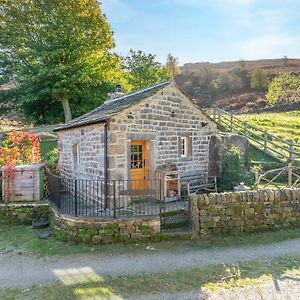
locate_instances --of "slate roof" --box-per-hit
[55,80,172,131]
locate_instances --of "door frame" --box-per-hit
[126,133,156,183]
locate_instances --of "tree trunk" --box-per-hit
[60,94,72,123]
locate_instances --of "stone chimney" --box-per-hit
[107,84,125,101]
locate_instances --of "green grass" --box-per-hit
[218,111,300,165]
[240,111,300,144]
[2,224,300,258]
[249,145,282,166]
[1,255,300,299]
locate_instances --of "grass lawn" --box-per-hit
[1,255,300,299]
[2,224,300,258]
[240,111,300,144]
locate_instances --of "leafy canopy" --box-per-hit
[123,50,172,90]
[0,0,130,124]
[266,73,300,105]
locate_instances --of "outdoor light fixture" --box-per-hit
[171,111,176,118]
[201,121,208,127]
[128,112,134,119]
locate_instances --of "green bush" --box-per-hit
[219,146,255,191]
[44,148,59,174]
[266,73,300,105]
[44,148,58,164]
[250,69,268,90]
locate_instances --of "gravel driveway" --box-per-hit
[1,238,300,289]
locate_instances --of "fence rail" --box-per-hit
[255,163,300,189]
[210,108,300,163]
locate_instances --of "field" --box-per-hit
[240,111,300,144]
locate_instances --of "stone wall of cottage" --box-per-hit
[190,189,300,236]
[108,82,217,183]
[57,124,105,180]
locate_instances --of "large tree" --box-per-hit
[0,0,130,124]
[123,50,172,90]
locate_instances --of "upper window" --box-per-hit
[72,144,79,168]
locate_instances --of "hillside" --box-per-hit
[175,58,300,111]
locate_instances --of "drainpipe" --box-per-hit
[104,121,109,209]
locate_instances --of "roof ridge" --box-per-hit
[103,80,172,105]
[55,80,173,131]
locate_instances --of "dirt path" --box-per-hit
[1,238,300,289]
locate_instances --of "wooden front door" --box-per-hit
[130,141,148,190]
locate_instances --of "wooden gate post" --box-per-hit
[288,163,293,188]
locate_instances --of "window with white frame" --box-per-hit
[180,137,188,157]
[72,144,79,168]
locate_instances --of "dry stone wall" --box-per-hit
[51,209,161,244]
[0,203,51,225]
[190,189,300,236]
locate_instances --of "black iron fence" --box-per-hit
[47,172,165,218]
[46,172,191,231]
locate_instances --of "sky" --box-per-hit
[101,0,300,65]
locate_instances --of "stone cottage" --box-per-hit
[55,81,217,203]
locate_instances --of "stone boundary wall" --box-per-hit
[190,189,300,236]
[0,203,51,225]
[51,208,161,244]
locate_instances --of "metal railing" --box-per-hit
[209,108,300,163]
[46,172,164,218]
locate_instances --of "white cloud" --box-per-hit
[239,35,300,59]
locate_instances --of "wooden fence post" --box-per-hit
[289,142,294,162]
[244,122,248,137]
[213,107,216,120]
[264,130,268,151]
[217,109,221,124]
[288,163,293,188]
[254,172,259,189]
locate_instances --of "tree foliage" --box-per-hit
[266,73,300,105]
[166,53,181,78]
[216,72,243,92]
[219,146,254,191]
[0,0,130,124]
[123,50,172,90]
[250,69,268,90]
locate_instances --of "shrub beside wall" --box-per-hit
[190,189,300,236]
[51,209,161,244]
[0,203,51,225]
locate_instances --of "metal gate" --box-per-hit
[159,196,190,232]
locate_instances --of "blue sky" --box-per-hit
[101,0,300,65]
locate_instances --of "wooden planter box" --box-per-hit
[156,170,181,202]
[1,164,45,202]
